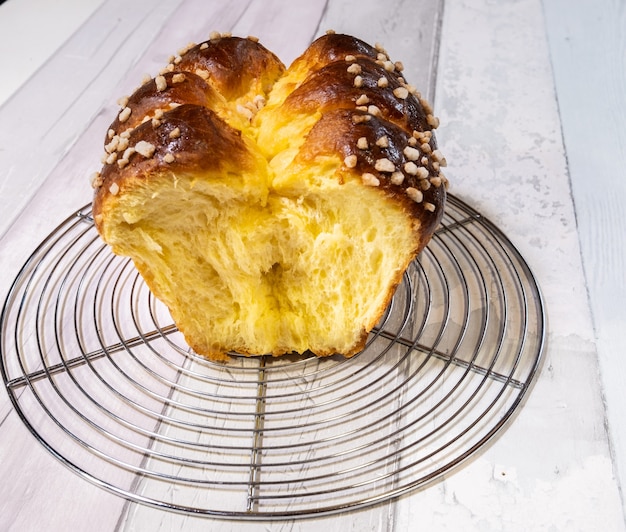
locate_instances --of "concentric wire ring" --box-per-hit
[0,194,544,519]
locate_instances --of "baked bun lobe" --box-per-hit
[92,32,448,361]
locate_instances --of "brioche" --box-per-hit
[91,32,447,361]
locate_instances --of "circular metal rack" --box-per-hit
[0,194,544,520]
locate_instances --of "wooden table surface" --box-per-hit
[0,0,624,530]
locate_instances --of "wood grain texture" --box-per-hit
[0,0,184,242]
[0,0,624,529]
[394,0,626,529]
[0,0,105,104]
[542,0,626,518]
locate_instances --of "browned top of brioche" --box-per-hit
[296,108,445,253]
[107,72,226,137]
[287,33,381,73]
[92,32,447,244]
[283,58,431,136]
[93,104,260,230]
[173,36,286,101]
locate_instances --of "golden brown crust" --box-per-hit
[95,33,446,222]
[296,108,445,253]
[287,33,381,75]
[283,58,429,133]
[93,104,258,232]
[257,33,446,249]
[172,36,286,101]
[108,72,226,137]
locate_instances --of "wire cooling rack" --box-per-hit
[0,194,544,519]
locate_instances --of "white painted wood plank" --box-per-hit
[0,410,126,531]
[229,0,328,65]
[0,0,105,105]
[0,2,188,531]
[0,0,184,243]
[542,0,626,516]
[392,0,625,529]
